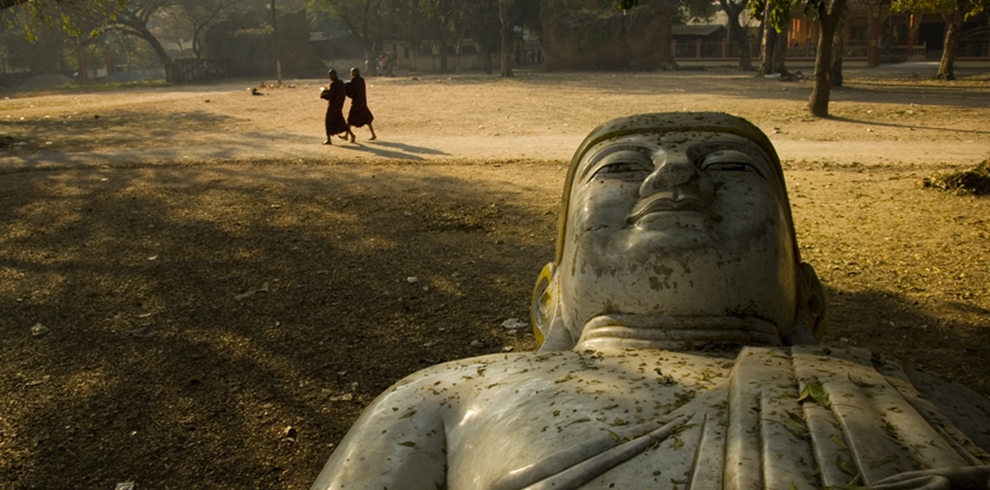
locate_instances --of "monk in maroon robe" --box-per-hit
[346,67,377,141]
[322,69,353,145]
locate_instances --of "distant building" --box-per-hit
[789,2,989,64]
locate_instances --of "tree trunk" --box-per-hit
[125,24,176,82]
[499,0,514,77]
[455,29,465,74]
[270,0,280,84]
[335,15,377,74]
[808,0,847,117]
[771,20,789,75]
[718,0,753,71]
[830,9,847,87]
[439,40,449,72]
[118,9,175,81]
[652,1,679,70]
[359,42,377,74]
[935,0,966,80]
[759,0,788,76]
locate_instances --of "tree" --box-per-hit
[311,0,401,73]
[0,0,113,15]
[6,0,180,81]
[1,0,124,42]
[411,0,460,72]
[460,0,500,73]
[750,0,790,76]
[807,0,847,116]
[164,0,244,58]
[499,0,514,77]
[753,0,847,116]
[716,0,753,70]
[85,0,180,81]
[829,8,847,86]
[892,0,989,80]
[0,17,76,72]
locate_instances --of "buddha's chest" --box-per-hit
[434,352,732,489]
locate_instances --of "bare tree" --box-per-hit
[499,0,514,77]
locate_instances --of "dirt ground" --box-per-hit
[1,66,989,490]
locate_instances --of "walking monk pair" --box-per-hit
[321,68,376,145]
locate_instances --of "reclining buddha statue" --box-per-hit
[311,113,990,490]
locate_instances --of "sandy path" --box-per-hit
[2,69,988,170]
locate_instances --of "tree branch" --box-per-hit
[0,0,28,10]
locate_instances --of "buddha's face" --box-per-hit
[558,131,799,349]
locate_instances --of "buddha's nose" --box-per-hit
[639,150,698,197]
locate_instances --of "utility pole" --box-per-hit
[271,0,282,84]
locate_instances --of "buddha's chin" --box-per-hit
[573,314,783,352]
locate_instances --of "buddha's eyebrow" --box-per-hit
[690,142,774,173]
[579,145,652,182]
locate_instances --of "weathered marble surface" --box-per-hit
[311,346,990,489]
[311,113,990,490]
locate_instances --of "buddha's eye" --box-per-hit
[588,150,652,181]
[700,150,763,175]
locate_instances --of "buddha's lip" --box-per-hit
[626,196,714,224]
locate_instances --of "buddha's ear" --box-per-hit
[531,263,574,351]
[785,262,828,345]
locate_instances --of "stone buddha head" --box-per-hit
[532,113,826,351]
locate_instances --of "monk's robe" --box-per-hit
[346,75,374,128]
[324,79,348,136]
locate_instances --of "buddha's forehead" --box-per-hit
[582,130,752,153]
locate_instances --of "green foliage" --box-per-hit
[460,0,500,52]
[226,23,275,55]
[892,0,988,19]
[891,0,953,14]
[2,0,125,41]
[546,2,656,49]
[308,0,396,55]
[747,0,793,32]
[680,0,717,22]
[0,19,75,72]
[616,0,713,22]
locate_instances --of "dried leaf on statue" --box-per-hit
[798,381,829,406]
[836,456,855,476]
[830,433,848,449]
[784,411,807,430]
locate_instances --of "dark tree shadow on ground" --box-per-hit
[0,163,988,489]
[827,116,990,135]
[821,285,990,397]
[0,164,552,489]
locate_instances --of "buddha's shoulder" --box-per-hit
[374,349,736,402]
